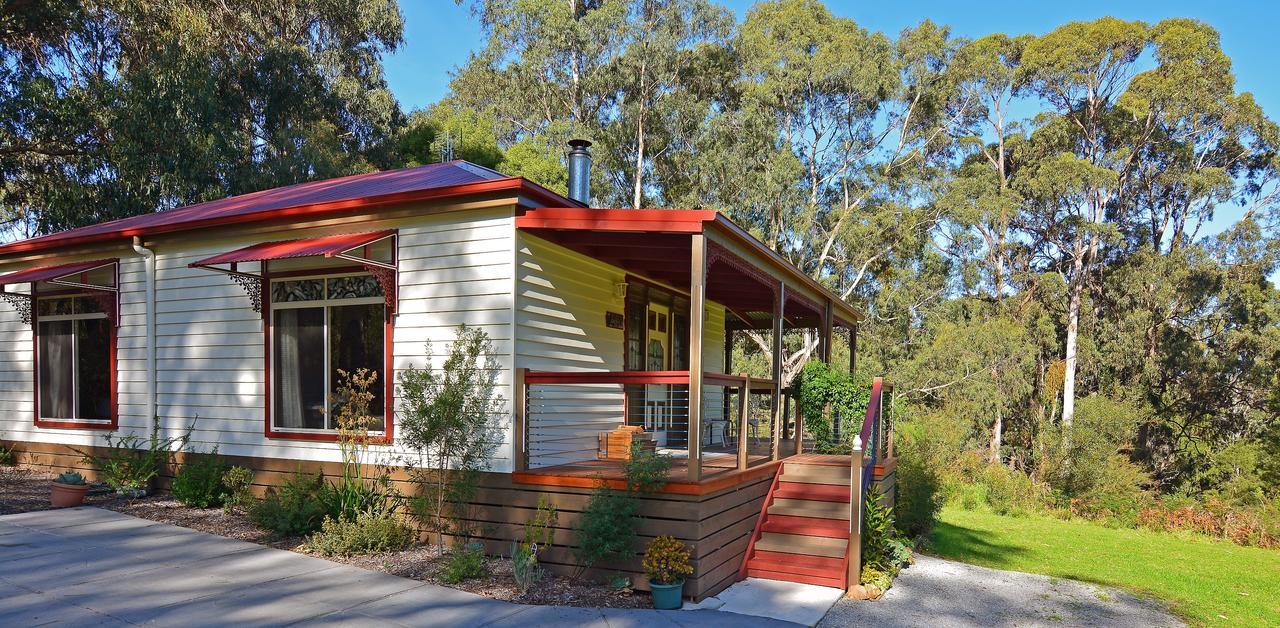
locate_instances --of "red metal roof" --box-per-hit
[190,231,395,267]
[0,161,578,257]
[0,259,117,286]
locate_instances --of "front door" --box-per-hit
[645,302,671,447]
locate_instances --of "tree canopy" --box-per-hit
[3,0,1278,505]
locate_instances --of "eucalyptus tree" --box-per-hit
[0,0,404,235]
[1017,18,1151,430]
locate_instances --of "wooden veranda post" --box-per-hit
[848,439,865,594]
[737,375,751,470]
[513,368,528,472]
[770,284,785,461]
[821,298,834,363]
[688,233,707,482]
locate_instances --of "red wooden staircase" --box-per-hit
[737,377,892,592]
[738,456,853,589]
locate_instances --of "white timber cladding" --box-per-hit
[516,233,725,468]
[0,251,145,449]
[0,205,519,472]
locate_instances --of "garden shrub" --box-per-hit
[74,416,195,495]
[893,418,944,538]
[860,487,912,594]
[221,466,256,514]
[574,488,637,572]
[512,496,558,595]
[308,510,416,556]
[397,325,503,547]
[441,542,488,583]
[1065,454,1154,527]
[642,535,693,585]
[249,471,330,536]
[0,441,15,466]
[171,447,229,508]
[573,444,671,577]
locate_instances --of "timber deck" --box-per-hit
[512,452,778,495]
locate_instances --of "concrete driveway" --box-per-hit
[0,507,796,627]
[818,554,1182,628]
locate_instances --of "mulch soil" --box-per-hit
[0,465,650,609]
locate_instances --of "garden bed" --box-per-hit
[0,466,650,609]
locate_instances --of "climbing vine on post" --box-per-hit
[794,361,872,453]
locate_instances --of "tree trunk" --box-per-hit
[989,408,1003,463]
[632,111,645,209]
[1062,272,1082,431]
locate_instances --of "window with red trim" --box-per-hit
[267,271,388,435]
[35,293,113,426]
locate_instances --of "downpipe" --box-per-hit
[131,236,156,423]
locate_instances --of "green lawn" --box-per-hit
[930,507,1280,627]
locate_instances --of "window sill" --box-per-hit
[35,418,117,430]
[264,428,392,445]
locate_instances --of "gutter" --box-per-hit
[131,237,157,422]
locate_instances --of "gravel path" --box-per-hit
[819,554,1183,628]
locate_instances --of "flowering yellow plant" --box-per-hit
[642,535,693,585]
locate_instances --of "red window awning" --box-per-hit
[0,259,119,326]
[190,230,396,267]
[189,231,397,314]
[0,259,118,289]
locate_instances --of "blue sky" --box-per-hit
[386,0,1278,115]
[384,1,1278,234]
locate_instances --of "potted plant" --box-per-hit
[50,471,89,508]
[643,535,693,610]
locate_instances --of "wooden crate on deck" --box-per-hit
[597,425,656,460]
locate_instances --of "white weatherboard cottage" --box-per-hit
[0,143,887,602]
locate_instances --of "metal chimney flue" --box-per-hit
[567,139,592,206]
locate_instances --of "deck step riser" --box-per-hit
[774,482,851,503]
[746,568,843,588]
[747,557,843,579]
[782,464,852,485]
[754,532,847,559]
[761,515,849,539]
[768,498,851,521]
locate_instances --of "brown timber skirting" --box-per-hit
[4,440,771,602]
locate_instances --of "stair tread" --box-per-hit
[761,515,849,538]
[775,482,851,502]
[755,532,848,558]
[769,498,851,520]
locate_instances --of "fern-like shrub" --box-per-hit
[171,447,229,508]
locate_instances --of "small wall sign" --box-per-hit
[606,311,624,329]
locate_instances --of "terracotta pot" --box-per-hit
[50,481,89,508]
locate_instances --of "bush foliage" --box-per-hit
[249,472,331,536]
[171,447,229,508]
[308,510,416,556]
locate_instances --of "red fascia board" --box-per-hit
[515,207,718,233]
[0,178,567,257]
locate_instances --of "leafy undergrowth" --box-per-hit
[930,507,1280,627]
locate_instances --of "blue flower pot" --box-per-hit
[650,580,684,610]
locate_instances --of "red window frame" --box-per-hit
[31,284,119,431]
[261,265,395,443]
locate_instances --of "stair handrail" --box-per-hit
[846,376,884,593]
